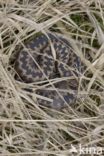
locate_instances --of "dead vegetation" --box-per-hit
[0,0,104,155]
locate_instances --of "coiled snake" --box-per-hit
[14,33,83,110]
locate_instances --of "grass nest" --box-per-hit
[0,0,104,155]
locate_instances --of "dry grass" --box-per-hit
[0,0,104,155]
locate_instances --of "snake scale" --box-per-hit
[14,33,83,110]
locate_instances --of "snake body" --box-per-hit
[14,33,82,109]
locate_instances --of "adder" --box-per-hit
[14,33,83,110]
